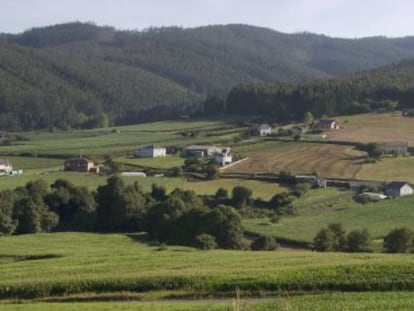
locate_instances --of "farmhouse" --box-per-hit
[315,119,339,130]
[382,141,408,155]
[384,182,413,197]
[214,147,232,166]
[183,145,222,157]
[256,124,272,136]
[0,159,12,174]
[64,157,100,173]
[134,144,166,158]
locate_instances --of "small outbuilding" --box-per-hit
[0,159,12,174]
[183,145,222,157]
[214,147,232,166]
[64,157,99,173]
[316,119,339,131]
[384,181,413,197]
[134,144,166,158]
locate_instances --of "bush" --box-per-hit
[293,182,311,197]
[232,186,253,209]
[194,234,217,250]
[270,192,294,215]
[383,227,413,253]
[215,188,228,200]
[313,223,346,252]
[251,235,279,251]
[346,228,371,252]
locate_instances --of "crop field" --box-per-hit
[2,292,414,310]
[0,233,414,301]
[244,194,414,243]
[225,142,366,179]
[328,112,414,145]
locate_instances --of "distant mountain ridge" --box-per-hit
[1,22,414,130]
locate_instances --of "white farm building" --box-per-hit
[134,145,166,158]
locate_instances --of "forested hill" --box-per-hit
[2,22,414,130]
[224,60,414,121]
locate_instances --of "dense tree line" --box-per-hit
[3,22,414,130]
[0,177,246,249]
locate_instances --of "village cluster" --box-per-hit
[0,118,412,201]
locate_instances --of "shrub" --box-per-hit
[194,234,217,250]
[251,235,279,251]
[232,186,253,209]
[215,188,228,200]
[346,228,371,252]
[383,227,413,253]
[313,223,346,252]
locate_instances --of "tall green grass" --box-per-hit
[0,233,414,299]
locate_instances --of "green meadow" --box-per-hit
[244,193,414,243]
[2,292,414,310]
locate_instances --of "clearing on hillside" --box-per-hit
[225,143,365,179]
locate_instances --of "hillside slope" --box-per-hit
[2,22,414,129]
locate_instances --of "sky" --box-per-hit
[0,0,413,38]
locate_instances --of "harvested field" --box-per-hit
[328,112,414,145]
[224,143,365,179]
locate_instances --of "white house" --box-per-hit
[316,119,339,130]
[134,145,166,158]
[385,182,413,197]
[257,124,272,136]
[214,147,232,166]
[0,159,13,174]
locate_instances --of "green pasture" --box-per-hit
[357,155,414,182]
[0,118,244,158]
[245,194,414,243]
[0,233,414,300]
[0,172,283,200]
[2,292,414,310]
[181,178,285,200]
[118,155,185,169]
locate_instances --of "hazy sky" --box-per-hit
[1,0,413,38]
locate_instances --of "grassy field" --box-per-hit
[0,172,283,200]
[1,233,414,300]
[0,118,244,158]
[2,292,414,310]
[225,142,365,179]
[244,194,414,243]
[328,112,414,145]
[117,155,185,169]
[357,155,414,182]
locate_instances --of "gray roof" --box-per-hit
[185,145,217,150]
[259,124,271,130]
[386,181,411,190]
[141,144,165,150]
[318,119,337,125]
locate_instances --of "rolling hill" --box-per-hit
[2,22,414,129]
